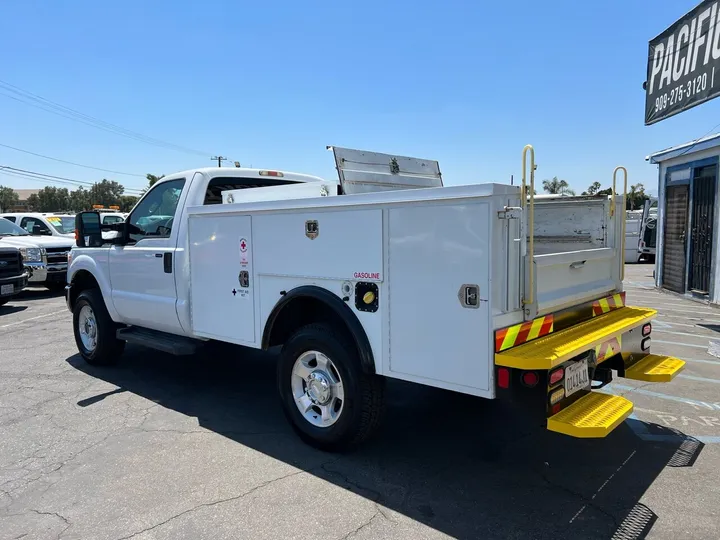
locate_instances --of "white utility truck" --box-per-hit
[67,146,686,451]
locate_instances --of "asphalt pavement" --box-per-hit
[0,265,718,540]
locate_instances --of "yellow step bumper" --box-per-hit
[547,392,633,438]
[495,306,656,370]
[624,354,686,382]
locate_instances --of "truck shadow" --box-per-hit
[0,304,28,315]
[66,345,701,540]
[16,286,65,301]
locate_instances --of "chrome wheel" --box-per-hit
[291,350,345,428]
[78,305,98,353]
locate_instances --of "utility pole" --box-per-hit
[211,156,227,167]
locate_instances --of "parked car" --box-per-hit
[0,212,76,239]
[0,218,71,290]
[0,246,29,307]
[95,212,126,225]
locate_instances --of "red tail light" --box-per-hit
[549,367,564,385]
[521,371,539,387]
[642,323,652,336]
[498,368,510,389]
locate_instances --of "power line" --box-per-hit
[674,120,720,159]
[0,166,144,194]
[211,155,227,167]
[0,142,145,177]
[0,89,195,155]
[0,79,221,158]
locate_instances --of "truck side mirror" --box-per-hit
[75,211,103,247]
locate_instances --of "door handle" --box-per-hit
[163,252,172,273]
[154,253,163,258]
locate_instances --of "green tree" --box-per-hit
[141,173,165,195]
[542,176,575,196]
[627,183,649,210]
[119,195,138,212]
[582,181,602,196]
[36,186,70,212]
[89,179,125,207]
[69,187,92,212]
[146,173,164,187]
[26,193,39,211]
[0,186,19,212]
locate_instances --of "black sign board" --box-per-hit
[645,0,720,125]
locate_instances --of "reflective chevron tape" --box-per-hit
[595,336,622,363]
[495,314,554,352]
[592,292,626,316]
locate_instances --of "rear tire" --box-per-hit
[277,323,385,452]
[73,288,125,366]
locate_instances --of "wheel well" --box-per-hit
[69,270,100,310]
[263,289,376,374]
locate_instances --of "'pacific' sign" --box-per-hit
[645,0,720,125]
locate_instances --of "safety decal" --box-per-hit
[495,314,554,353]
[595,336,622,363]
[592,292,626,316]
[240,237,249,266]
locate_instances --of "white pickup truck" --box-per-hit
[67,145,686,451]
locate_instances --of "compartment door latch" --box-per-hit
[458,284,481,309]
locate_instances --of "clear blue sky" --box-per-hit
[0,0,715,196]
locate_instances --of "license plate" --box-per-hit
[0,284,13,296]
[564,358,590,397]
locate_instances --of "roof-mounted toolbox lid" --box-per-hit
[327,146,443,195]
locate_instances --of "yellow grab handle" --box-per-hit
[522,145,536,306]
[612,166,628,281]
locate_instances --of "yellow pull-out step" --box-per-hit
[495,306,656,370]
[547,392,633,438]
[624,354,686,382]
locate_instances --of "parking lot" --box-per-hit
[0,264,719,540]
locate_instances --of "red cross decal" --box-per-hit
[240,239,247,252]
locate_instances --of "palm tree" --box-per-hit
[542,176,575,196]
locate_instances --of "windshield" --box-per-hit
[0,218,30,236]
[46,215,75,234]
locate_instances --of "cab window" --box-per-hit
[1,216,16,223]
[21,217,52,236]
[203,177,299,205]
[103,215,124,225]
[128,179,185,242]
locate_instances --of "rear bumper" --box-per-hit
[495,305,685,439]
[495,306,657,370]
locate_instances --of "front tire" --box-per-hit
[277,323,385,452]
[73,288,125,366]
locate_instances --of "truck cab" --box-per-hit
[67,168,328,335]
